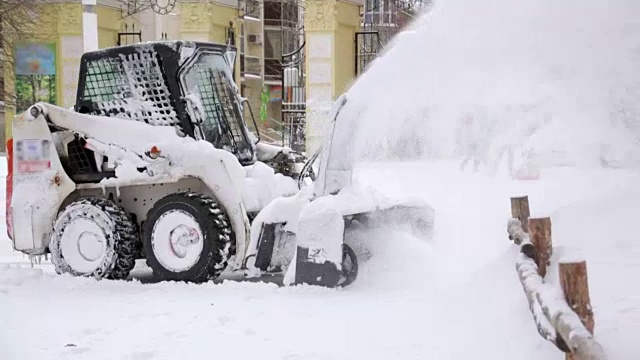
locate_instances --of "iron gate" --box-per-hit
[117,23,142,46]
[281,44,306,153]
[355,31,381,76]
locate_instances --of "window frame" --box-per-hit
[177,48,254,161]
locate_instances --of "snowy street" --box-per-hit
[2,160,639,359]
[3,0,640,358]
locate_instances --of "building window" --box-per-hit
[363,0,399,26]
[264,29,282,79]
[264,0,299,27]
[264,0,281,26]
[264,29,282,60]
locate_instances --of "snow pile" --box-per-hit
[346,0,640,171]
[242,161,298,213]
[254,140,293,162]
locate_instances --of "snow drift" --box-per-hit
[346,0,640,170]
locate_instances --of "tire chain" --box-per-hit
[90,199,140,280]
[51,198,140,280]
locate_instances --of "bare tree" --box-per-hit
[0,0,55,106]
[1,0,44,42]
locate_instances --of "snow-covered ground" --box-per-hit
[2,158,639,359]
[3,0,640,358]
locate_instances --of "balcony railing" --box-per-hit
[264,59,282,81]
[240,0,261,21]
[263,1,300,27]
[241,55,261,79]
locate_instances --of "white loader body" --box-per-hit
[9,103,298,269]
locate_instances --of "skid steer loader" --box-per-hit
[6,40,434,288]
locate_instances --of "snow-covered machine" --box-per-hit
[6,40,434,288]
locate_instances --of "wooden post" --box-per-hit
[510,196,530,232]
[528,217,552,277]
[560,261,595,360]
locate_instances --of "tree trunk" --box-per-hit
[528,217,552,277]
[30,76,37,104]
[510,196,530,232]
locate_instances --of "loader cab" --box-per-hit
[74,41,257,166]
[178,47,256,161]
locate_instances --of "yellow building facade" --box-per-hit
[3,0,365,154]
[304,0,362,154]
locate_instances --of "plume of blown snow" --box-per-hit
[346,0,640,170]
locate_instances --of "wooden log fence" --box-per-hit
[508,196,606,360]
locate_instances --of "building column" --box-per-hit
[304,0,362,155]
[178,2,212,42]
[82,0,99,52]
[58,4,85,109]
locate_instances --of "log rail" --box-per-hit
[508,196,606,360]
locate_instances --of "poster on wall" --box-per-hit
[14,43,57,113]
[269,85,282,102]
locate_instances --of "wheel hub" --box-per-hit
[58,216,110,275]
[151,209,205,273]
[77,231,105,262]
[169,225,201,259]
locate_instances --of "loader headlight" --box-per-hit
[29,106,41,118]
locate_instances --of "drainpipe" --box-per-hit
[82,0,99,52]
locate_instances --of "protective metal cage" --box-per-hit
[77,46,183,134]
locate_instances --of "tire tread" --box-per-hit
[143,192,233,282]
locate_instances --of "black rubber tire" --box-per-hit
[337,244,358,287]
[50,197,139,280]
[142,192,233,283]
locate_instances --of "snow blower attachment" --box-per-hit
[6,41,434,288]
[244,95,435,288]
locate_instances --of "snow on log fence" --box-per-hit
[508,196,607,360]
